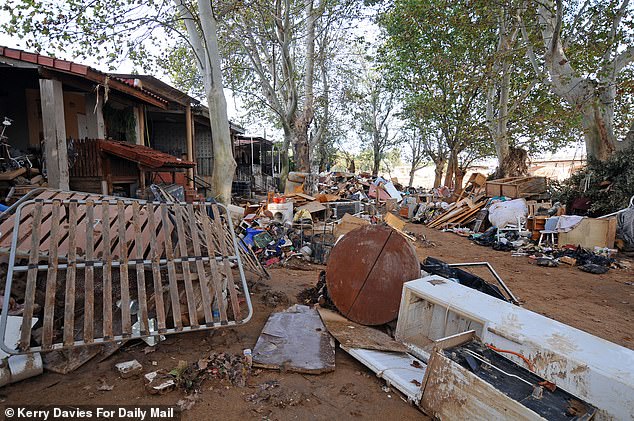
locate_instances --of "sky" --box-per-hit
[0,4,380,148]
[0,8,584,162]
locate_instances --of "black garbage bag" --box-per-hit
[578,263,609,274]
[421,257,509,302]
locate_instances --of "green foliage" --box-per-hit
[376,0,496,165]
[1,0,174,71]
[554,142,634,216]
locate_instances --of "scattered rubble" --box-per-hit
[115,360,143,379]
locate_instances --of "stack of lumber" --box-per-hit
[427,196,487,229]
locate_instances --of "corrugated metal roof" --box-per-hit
[99,139,195,169]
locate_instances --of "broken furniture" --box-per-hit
[485,176,547,199]
[420,337,597,420]
[0,189,268,280]
[340,328,597,420]
[326,225,420,325]
[557,217,617,249]
[0,192,252,355]
[496,215,527,241]
[392,276,634,420]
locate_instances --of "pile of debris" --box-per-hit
[231,172,411,268]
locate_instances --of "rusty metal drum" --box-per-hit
[326,225,420,325]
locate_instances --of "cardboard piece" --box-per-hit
[334,213,370,238]
[297,201,327,214]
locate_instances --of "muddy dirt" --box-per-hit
[4,224,633,419]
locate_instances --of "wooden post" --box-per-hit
[138,105,145,145]
[139,165,146,191]
[39,79,70,190]
[134,106,144,145]
[185,103,194,189]
[103,153,112,195]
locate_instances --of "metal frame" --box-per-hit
[0,198,253,355]
[446,262,519,305]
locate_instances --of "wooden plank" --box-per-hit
[211,204,241,321]
[201,214,228,323]
[63,202,78,347]
[188,204,214,326]
[132,201,149,335]
[318,308,408,352]
[117,201,132,336]
[83,201,95,343]
[173,204,199,328]
[334,213,370,238]
[19,204,43,350]
[0,167,26,181]
[101,201,113,340]
[42,201,61,350]
[147,202,167,332]
[160,203,183,330]
[420,350,539,420]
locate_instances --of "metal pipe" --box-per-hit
[12,255,238,272]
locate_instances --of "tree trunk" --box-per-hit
[280,127,292,189]
[454,168,466,193]
[201,10,235,203]
[444,152,455,188]
[293,125,311,172]
[581,93,617,161]
[433,159,444,188]
[175,0,236,203]
[293,0,317,174]
[494,60,511,172]
[348,158,356,173]
[372,147,381,177]
[408,167,416,188]
[536,0,622,161]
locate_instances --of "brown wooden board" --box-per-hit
[318,308,408,353]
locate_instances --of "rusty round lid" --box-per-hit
[326,224,420,325]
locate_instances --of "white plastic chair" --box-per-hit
[496,216,527,241]
[538,216,560,246]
